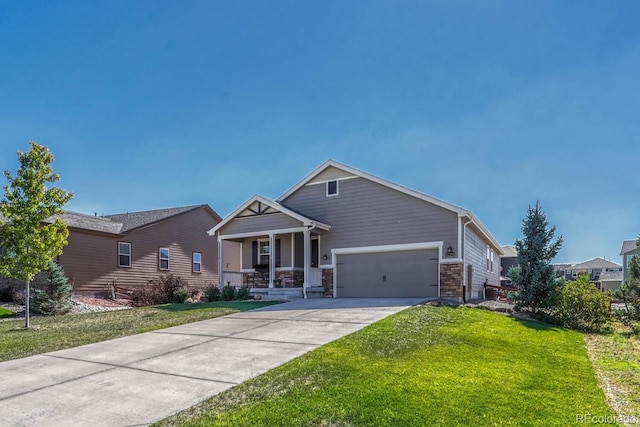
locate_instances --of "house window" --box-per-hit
[258,240,270,265]
[311,237,319,267]
[193,252,202,273]
[118,242,131,267]
[326,180,339,197]
[486,246,490,271]
[490,249,494,272]
[159,247,170,270]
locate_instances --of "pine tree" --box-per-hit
[508,201,563,313]
[31,261,73,315]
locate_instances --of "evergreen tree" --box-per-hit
[613,235,640,320]
[508,201,563,313]
[31,261,73,315]
[0,141,73,327]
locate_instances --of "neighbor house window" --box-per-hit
[193,252,202,273]
[159,247,170,270]
[118,242,131,267]
[490,249,494,272]
[326,180,338,196]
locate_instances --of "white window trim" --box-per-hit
[258,239,270,265]
[193,252,202,273]
[118,242,131,268]
[326,180,339,197]
[159,247,170,270]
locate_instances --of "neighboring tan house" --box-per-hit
[554,257,623,290]
[500,245,518,286]
[1,205,234,296]
[209,160,503,301]
[621,239,639,283]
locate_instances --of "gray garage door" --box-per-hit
[336,249,439,298]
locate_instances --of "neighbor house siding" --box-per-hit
[58,230,120,295]
[281,177,458,253]
[65,207,219,295]
[623,248,640,282]
[221,213,303,235]
[464,225,500,299]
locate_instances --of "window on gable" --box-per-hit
[326,180,338,197]
[193,252,202,273]
[118,242,131,267]
[159,247,170,270]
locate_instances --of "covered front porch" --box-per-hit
[210,195,332,299]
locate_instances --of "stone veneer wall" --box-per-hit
[322,269,334,297]
[440,263,463,299]
[241,270,303,288]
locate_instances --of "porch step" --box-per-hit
[250,288,303,301]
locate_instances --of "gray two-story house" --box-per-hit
[209,160,502,301]
[621,239,639,282]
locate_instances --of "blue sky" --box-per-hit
[1,1,639,264]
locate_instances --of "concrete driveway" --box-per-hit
[0,298,423,427]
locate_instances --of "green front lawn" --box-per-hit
[158,305,613,426]
[0,301,279,362]
[0,307,16,318]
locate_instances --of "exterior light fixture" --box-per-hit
[322,254,328,261]
[446,246,455,257]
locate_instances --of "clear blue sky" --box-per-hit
[1,1,639,264]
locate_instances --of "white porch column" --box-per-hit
[217,237,224,288]
[303,228,311,298]
[268,233,275,288]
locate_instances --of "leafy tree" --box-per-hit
[613,235,640,321]
[508,201,563,313]
[31,261,73,315]
[0,141,73,328]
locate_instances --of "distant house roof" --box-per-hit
[105,204,219,233]
[60,211,124,234]
[621,239,638,255]
[2,205,220,236]
[501,245,517,258]
[553,263,573,271]
[567,257,622,270]
[599,270,623,282]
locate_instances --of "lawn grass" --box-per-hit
[0,307,16,318]
[157,305,613,426]
[0,301,279,362]
[586,331,640,421]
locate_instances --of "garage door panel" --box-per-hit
[336,249,438,298]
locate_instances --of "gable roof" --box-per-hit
[105,204,220,233]
[621,239,638,255]
[567,257,622,270]
[501,245,517,258]
[209,195,331,236]
[277,160,503,255]
[599,270,623,282]
[61,211,125,234]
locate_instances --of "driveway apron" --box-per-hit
[0,298,422,427]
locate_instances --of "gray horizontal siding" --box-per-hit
[464,226,499,298]
[220,213,303,235]
[281,177,458,252]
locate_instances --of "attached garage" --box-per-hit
[334,246,439,298]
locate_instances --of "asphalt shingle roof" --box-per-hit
[500,245,517,258]
[104,205,206,233]
[60,211,124,234]
[621,240,638,255]
[568,257,622,270]
[599,270,623,282]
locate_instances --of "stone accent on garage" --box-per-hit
[322,268,334,297]
[440,262,463,298]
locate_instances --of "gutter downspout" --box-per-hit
[462,217,473,302]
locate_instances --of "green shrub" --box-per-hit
[221,285,236,301]
[130,274,189,307]
[172,287,190,303]
[30,261,73,316]
[0,284,17,302]
[547,275,613,332]
[613,279,640,322]
[205,285,221,302]
[236,286,250,301]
